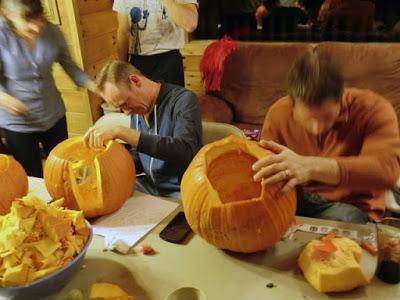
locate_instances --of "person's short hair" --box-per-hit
[2,0,44,19]
[95,60,143,91]
[287,49,344,106]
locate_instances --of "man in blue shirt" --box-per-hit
[84,60,202,198]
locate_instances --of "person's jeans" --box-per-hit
[129,50,184,86]
[296,187,370,224]
[135,175,181,200]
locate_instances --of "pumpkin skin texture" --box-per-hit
[0,154,28,215]
[44,137,135,218]
[181,136,296,253]
[298,237,369,292]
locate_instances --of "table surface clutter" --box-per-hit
[23,177,400,300]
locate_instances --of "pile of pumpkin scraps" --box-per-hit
[0,195,89,287]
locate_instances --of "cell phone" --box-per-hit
[159,211,192,244]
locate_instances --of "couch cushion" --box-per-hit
[220,43,312,126]
[199,94,234,123]
[317,42,400,119]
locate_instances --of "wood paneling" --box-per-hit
[83,31,117,64]
[181,40,212,97]
[66,112,93,134]
[184,71,204,95]
[77,0,113,15]
[53,0,117,136]
[86,57,116,78]
[62,90,92,114]
[80,11,117,39]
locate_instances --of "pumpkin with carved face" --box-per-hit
[181,136,296,253]
[44,137,135,218]
[0,154,28,215]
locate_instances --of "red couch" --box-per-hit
[199,42,400,130]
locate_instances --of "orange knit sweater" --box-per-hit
[261,88,400,221]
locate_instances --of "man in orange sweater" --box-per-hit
[253,49,400,223]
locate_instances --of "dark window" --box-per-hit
[194,0,400,42]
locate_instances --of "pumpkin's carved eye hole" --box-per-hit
[69,158,91,185]
[76,166,90,185]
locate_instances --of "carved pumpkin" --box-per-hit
[0,154,28,215]
[44,137,135,218]
[181,136,296,253]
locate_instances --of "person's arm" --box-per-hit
[162,0,198,32]
[116,13,130,61]
[253,140,340,195]
[136,91,202,168]
[55,26,92,89]
[0,48,28,115]
[83,92,202,169]
[254,96,400,195]
[260,104,284,143]
[84,125,141,149]
[255,4,268,26]
[0,92,28,115]
[334,100,400,191]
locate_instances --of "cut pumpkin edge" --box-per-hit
[68,156,103,214]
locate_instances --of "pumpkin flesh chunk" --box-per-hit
[298,237,369,292]
[207,150,261,204]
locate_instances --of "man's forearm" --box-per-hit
[308,156,341,186]
[162,0,198,32]
[83,80,101,96]
[113,126,141,148]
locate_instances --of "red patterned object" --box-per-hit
[200,36,239,93]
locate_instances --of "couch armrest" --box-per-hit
[199,94,234,124]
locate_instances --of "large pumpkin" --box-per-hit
[44,137,135,218]
[181,136,296,253]
[0,154,28,215]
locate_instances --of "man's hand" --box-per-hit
[252,140,314,195]
[162,0,198,32]
[0,93,28,115]
[83,125,118,149]
[255,5,267,26]
[84,125,141,149]
[252,140,341,196]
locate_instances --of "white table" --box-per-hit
[26,178,400,300]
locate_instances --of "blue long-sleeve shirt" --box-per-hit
[0,18,90,132]
[131,83,202,196]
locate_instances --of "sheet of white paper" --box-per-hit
[93,192,179,247]
[28,176,52,203]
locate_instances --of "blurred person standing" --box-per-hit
[0,0,98,177]
[113,0,198,86]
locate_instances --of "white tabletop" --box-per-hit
[26,177,400,300]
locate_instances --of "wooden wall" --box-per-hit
[181,40,211,97]
[53,0,117,137]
